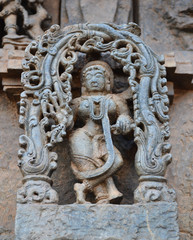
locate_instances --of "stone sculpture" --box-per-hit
[60,0,133,26]
[17,23,175,204]
[0,0,48,49]
[69,60,134,204]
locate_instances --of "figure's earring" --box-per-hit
[81,86,87,95]
[106,83,111,92]
[106,77,111,92]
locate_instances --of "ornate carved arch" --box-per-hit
[17,23,175,204]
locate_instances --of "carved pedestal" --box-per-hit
[17,175,58,204]
[15,202,179,240]
[134,176,176,203]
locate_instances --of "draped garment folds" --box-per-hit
[70,95,116,180]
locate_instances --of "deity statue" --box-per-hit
[69,61,134,204]
[18,23,174,205]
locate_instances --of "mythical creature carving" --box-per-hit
[0,0,49,49]
[18,23,175,204]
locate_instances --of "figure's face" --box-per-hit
[84,67,106,92]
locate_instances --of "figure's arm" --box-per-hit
[70,97,81,124]
[41,90,79,130]
[116,87,133,101]
[111,95,134,135]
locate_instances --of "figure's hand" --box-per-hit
[111,115,135,135]
[41,89,73,128]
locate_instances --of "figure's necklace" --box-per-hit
[88,96,107,121]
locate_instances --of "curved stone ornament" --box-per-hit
[18,22,175,203]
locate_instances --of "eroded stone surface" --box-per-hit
[139,0,193,52]
[60,0,133,26]
[0,91,22,240]
[167,90,193,240]
[15,202,179,240]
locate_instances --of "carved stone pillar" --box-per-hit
[17,89,60,203]
[17,24,74,203]
[132,71,176,203]
[110,36,176,203]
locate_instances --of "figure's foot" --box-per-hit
[109,191,123,204]
[106,177,123,204]
[95,191,109,204]
[96,198,110,204]
[74,183,89,204]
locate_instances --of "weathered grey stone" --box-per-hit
[0,91,22,240]
[139,0,193,52]
[0,0,49,50]
[60,0,133,26]
[15,202,179,240]
[0,0,192,239]
[166,89,193,240]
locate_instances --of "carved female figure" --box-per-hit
[70,61,133,204]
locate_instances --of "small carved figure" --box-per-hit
[0,0,29,49]
[69,61,134,204]
[23,0,49,39]
[0,0,48,49]
[60,0,133,26]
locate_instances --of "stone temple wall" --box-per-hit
[166,90,193,240]
[0,91,22,240]
[0,0,192,239]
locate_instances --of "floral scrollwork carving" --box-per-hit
[18,22,175,204]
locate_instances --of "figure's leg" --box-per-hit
[74,182,89,204]
[69,129,96,203]
[72,161,96,204]
[72,150,123,204]
[106,177,123,204]
[93,182,109,204]
[4,14,17,36]
[85,148,123,192]
[70,129,124,204]
[72,158,105,204]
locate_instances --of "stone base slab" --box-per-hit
[15,202,179,240]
